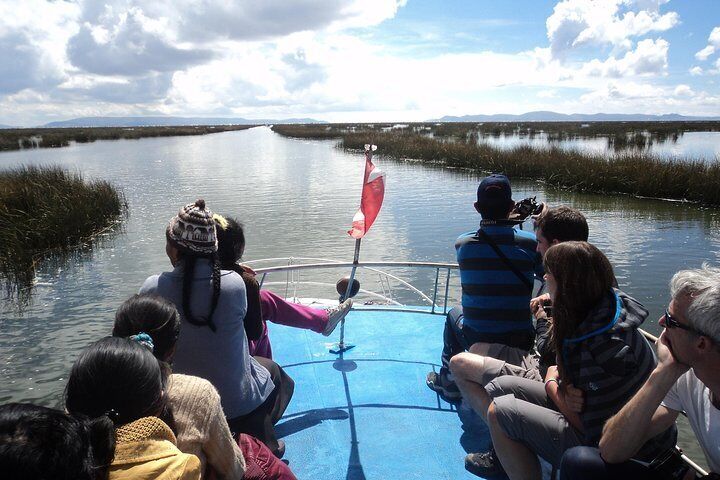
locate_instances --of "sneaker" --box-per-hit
[273,440,286,459]
[323,298,353,336]
[464,449,505,478]
[426,370,461,403]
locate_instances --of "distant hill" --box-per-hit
[42,116,325,128]
[430,111,720,122]
[0,124,15,129]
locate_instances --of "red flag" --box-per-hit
[348,144,385,239]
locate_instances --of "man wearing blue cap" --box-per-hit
[427,174,543,403]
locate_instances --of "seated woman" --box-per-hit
[113,293,297,480]
[468,241,674,480]
[65,336,201,480]
[0,402,114,480]
[214,214,352,359]
[139,199,293,457]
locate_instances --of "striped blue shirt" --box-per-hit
[456,225,543,340]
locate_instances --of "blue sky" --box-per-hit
[0,0,719,126]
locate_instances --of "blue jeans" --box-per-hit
[560,446,660,480]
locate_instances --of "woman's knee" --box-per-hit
[449,352,476,378]
[559,446,604,480]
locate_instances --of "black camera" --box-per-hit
[509,196,545,222]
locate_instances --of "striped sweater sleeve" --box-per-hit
[577,330,655,444]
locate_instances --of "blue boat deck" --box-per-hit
[270,306,492,479]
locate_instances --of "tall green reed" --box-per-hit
[272,125,720,206]
[0,165,128,306]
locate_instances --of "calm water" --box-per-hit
[0,127,718,463]
[478,131,720,161]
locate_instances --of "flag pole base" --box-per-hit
[329,342,355,354]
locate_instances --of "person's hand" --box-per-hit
[544,365,559,383]
[563,383,585,413]
[531,293,551,311]
[656,331,690,378]
[532,203,549,229]
[238,264,257,276]
[531,293,551,320]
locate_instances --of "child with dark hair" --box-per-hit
[140,199,294,458]
[534,206,589,257]
[213,214,353,358]
[114,293,298,480]
[65,336,201,480]
[0,403,113,480]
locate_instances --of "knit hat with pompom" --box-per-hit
[166,199,218,255]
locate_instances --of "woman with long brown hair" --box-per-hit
[468,242,673,480]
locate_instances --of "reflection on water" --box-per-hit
[478,131,720,161]
[1,128,719,417]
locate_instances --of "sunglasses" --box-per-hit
[664,309,703,336]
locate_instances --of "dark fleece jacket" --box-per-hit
[561,288,656,445]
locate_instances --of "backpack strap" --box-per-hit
[477,229,534,293]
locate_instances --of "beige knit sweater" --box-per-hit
[167,373,246,479]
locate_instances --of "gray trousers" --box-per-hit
[486,375,584,467]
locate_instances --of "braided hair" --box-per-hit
[165,199,222,332]
[178,253,221,333]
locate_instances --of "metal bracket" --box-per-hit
[329,342,356,354]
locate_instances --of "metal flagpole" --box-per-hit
[330,238,361,354]
[331,143,375,354]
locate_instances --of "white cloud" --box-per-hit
[75,0,407,43]
[673,84,693,97]
[581,38,668,77]
[0,0,79,94]
[580,81,665,103]
[578,80,720,114]
[67,9,215,77]
[546,0,678,60]
[695,45,715,61]
[695,26,720,61]
[537,89,559,98]
[689,66,704,76]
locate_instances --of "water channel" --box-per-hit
[1,126,718,467]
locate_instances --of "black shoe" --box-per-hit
[273,440,286,459]
[426,370,461,403]
[465,448,506,478]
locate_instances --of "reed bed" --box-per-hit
[467,121,720,138]
[274,121,720,143]
[0,165,128,304]
[272,124,720,206]
[0,124,256,151]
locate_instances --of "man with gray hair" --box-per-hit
[560,264,720,479]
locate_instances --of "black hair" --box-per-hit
[216,215,246,269]
[536,206,589,243]
[113,294,181,363]
[0,403,114,480]
[477,200,514,221]
[166,228,221,332]
[65,337,174,432]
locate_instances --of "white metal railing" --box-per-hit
[248,258,459,316]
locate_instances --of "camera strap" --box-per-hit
[477,229,534,293]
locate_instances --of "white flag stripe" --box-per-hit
[367,167,385,183]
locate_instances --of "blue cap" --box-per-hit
[477,174,513,205]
